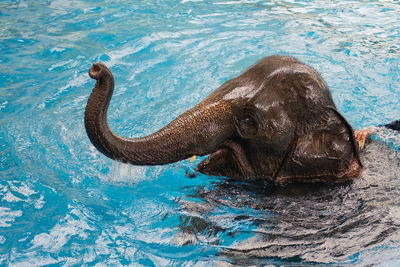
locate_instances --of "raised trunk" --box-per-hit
[84,63,233,165]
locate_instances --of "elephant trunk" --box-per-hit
[84,63,233,165]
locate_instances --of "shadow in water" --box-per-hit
[170,140,400,265]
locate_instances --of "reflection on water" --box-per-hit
[174,140,400,265]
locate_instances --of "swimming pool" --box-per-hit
[1,0,399,265]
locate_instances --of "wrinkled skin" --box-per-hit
[84,55,362,183]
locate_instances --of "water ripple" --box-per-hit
[1,0,400,265]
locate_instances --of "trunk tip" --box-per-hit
[89,62,110,80]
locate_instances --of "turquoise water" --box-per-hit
[1,0,400,265]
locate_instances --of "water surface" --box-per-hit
[1,0,400,265]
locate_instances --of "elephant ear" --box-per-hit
[275,107,362,183]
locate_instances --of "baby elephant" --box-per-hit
[84,55,362,183]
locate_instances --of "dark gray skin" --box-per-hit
[85,55,362,183]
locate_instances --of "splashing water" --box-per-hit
[0,0,400,265]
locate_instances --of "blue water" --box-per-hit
[1,0,400,265]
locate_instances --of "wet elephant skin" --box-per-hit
[84,55,362,183]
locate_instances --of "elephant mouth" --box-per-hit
[195,140,256,179]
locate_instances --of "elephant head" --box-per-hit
[84,55,362,183]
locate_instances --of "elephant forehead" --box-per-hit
[254,99,284,113]
[223,85,257,100]
[266,63,315,79]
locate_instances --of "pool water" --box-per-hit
[1,0,400,265]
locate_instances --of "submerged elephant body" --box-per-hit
[85,55,362,183]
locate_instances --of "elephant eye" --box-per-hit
[241,117,256,128]
[232,103,259,138]
[237,115,258,138]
